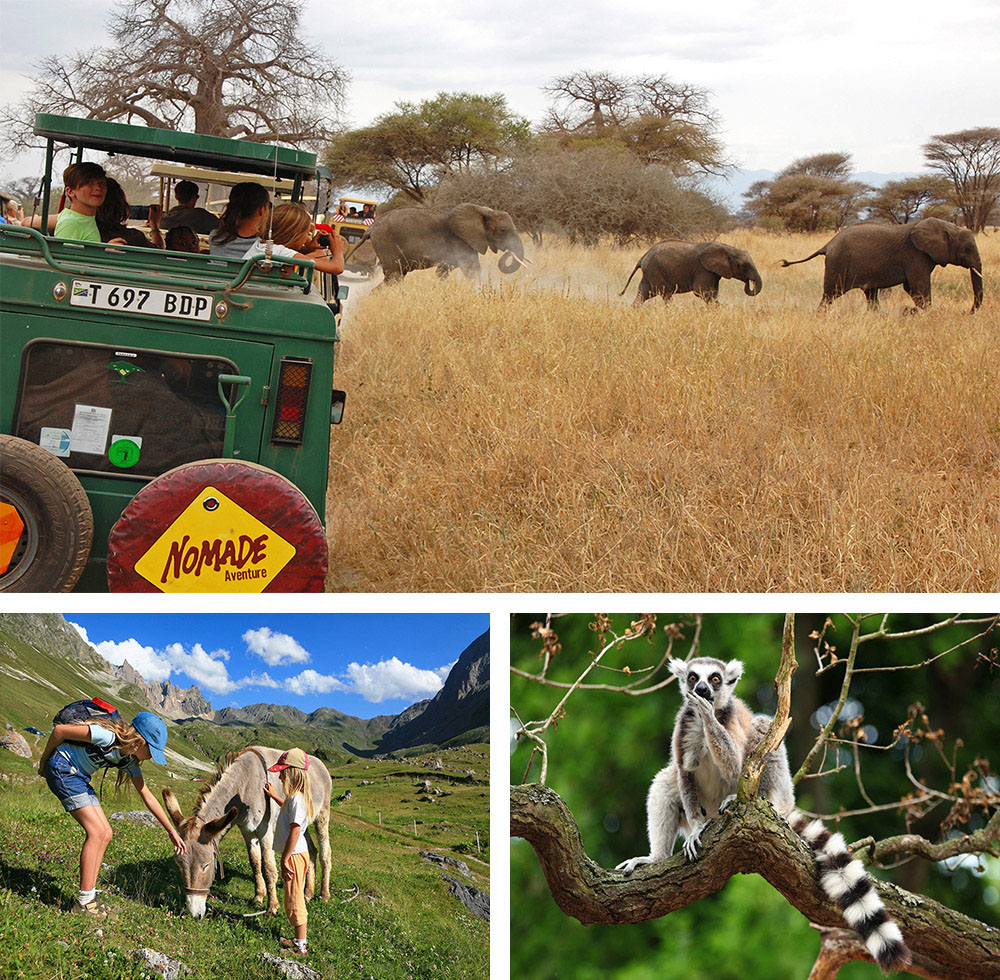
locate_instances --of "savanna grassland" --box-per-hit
[0,744,489,980]
[326,229,999,593]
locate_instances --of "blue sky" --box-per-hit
[68,613,489,718]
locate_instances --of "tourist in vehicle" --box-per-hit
[243,202,345,275]
[361,203,376,223]
[209,181,271,258]
[96,178,163,249]
[164,225,202,253]
[2,199,23,225]
[160,179,219,235]
[54,162,124,243]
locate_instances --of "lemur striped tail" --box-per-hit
[789,810,911,973]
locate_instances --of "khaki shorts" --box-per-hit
[281,852,309,928]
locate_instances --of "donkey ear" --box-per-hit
[668,658,688,680]
[723,659,744,685]
[162,788,184,829]
[202,806,238,841]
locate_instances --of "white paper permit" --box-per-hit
[39,427,72,458]
[70,404,113,455]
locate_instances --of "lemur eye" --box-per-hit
[710,675,721,686]
[688,674,697,685]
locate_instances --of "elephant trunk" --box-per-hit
[498,235,526,275]
[744,271,763,296]
[970,264,983,312]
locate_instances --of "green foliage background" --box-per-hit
[510,613,1000,979]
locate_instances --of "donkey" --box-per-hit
[162,746,332,918]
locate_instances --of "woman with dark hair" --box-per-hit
[209,181,271,258]
[96,177,163,248]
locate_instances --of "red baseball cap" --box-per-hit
[268,748,309,771]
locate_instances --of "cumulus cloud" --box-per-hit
[282,657,446,702]
[342,657,448,703]
[284,669,348,697]
[243,627,311,666]
[87,636,174,684]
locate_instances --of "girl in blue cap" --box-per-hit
[37,710,186,919]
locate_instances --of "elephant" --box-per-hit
[780,217,983,312]
[367,203,528,284]
[621,241,763,304]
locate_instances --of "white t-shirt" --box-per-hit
[273,792,310,855]
[242,238,298,261]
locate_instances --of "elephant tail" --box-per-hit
[780,247,826,268]
[620,262,642,296]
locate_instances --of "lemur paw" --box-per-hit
[719,794,737,813]
[685,691,714,718]
[615,856,654,875]
[682,828,704,861]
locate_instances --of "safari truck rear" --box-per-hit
[0,115,345,593]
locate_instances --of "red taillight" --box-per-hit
[271,357,313,445]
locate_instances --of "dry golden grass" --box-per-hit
[325,230,1000,593]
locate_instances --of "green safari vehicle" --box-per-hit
[0,114,346,593]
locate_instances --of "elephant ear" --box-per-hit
[909,219,951,266]
[699,243,736,278]
[447,203,490,255]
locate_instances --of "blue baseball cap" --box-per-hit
[132,712,167,765]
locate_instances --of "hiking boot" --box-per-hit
[71,897,118,921]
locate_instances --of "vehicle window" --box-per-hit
[13,341,236,479]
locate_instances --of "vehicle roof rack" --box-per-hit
[33,113,318,179]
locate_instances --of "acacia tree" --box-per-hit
[744,153,869,231]
[511,614,1000,979]
[923,127,1000,233]
[0,0,347,154]
[325,92,531,203]
[541,71,729,177]
[863,176,951,224]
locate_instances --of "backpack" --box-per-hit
[51,697,134,770]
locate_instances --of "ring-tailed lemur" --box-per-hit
[615,657,911,974]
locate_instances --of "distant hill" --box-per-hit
[0,614,490,766]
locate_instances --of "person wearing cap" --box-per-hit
[37,709,186,919]
[264,748,316,957]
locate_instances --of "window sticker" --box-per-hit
[108,436,143,469]
[39,427,73,457]
[70,404,112,455]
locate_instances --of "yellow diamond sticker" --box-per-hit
[133,486,296,593]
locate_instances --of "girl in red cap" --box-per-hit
[264,748,315,956]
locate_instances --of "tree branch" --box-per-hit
[511,783,1000,979]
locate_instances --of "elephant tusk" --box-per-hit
[503,252,527,269]
[520,256,533,265]
[971,267,983,279]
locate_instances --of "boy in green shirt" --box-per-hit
[54,162,123,244]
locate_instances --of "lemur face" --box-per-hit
[669,657,743,705]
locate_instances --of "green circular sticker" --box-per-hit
[108,438,141,469]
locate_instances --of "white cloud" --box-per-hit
[284,669,348,697]
[342,657,447,703]
[242,671,281,690]
[164,642,236,694]
[242,627,311,666]
[88,636,174,684]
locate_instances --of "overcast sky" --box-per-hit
[1,0,997,181]
[68,613,488,717]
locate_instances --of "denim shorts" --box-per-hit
[44,754,100,812]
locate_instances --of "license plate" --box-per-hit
[70,280,212,321]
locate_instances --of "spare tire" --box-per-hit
[0,435,94,592]
[107,458,328,592]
